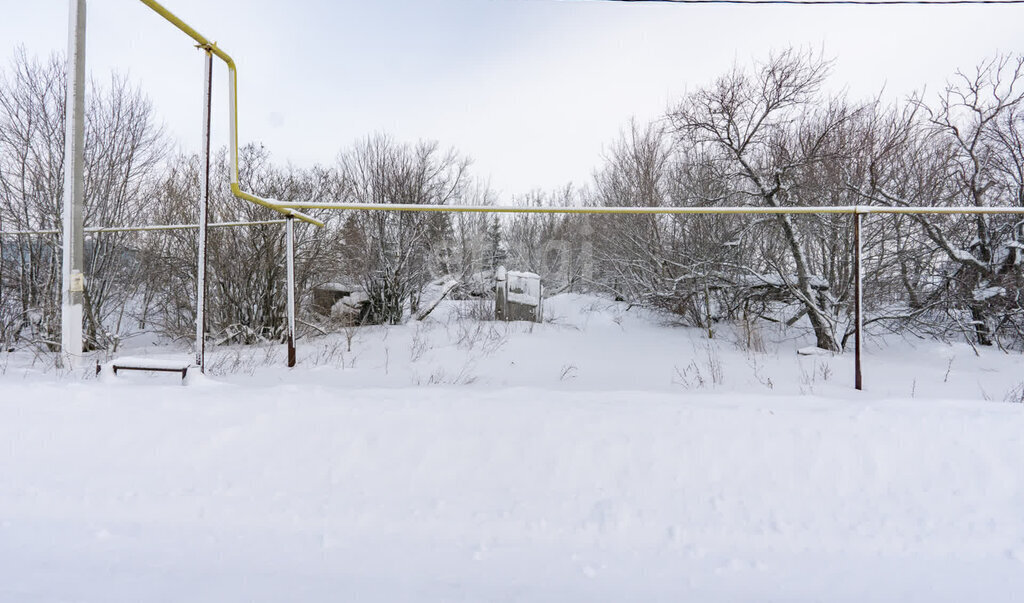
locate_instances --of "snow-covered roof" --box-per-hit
[505,271,542,306]
[318,281,362,293]
[507,270,540,280]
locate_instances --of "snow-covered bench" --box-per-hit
[97,357,193,380]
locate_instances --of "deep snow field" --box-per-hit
[2,294,1024,601]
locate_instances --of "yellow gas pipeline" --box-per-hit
[138,0,323,227]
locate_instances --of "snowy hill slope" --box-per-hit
[1,294,1023,600]
[4,294,1022,400]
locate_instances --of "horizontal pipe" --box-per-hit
[862,206,1024,215]
[231,185,323,227]
[137,0,323,228]
[0,219,288,237]
[267,201,1024,215]
[6,205,1023,238]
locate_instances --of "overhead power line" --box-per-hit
[597,0,1024,5]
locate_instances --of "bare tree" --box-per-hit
[140,145,337,344]
[667,48,852,351]
[334,134,469,324]
[866,55,1024,347]
[0,49,166,351]
[501,185,588,295]
[80,73,167,348]
[0,50,66,348]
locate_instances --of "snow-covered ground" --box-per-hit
[2,295,1023,601]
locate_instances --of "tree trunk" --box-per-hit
[776,214,839,352]
[970,304,995,346]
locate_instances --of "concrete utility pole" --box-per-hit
[61,0,86,366]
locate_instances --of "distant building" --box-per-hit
[495,267,543,323]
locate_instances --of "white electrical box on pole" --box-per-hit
[61,0,86,367]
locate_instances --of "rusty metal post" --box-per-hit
[854,210,864,391]
[285,216,296,367]
[195,48,212,372]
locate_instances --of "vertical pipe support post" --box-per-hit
[285,216,296,367]
[61,0,87,367]
[195,48,213,371]
[853,208,864,391]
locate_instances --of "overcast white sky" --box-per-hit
[1,0,1021,198]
